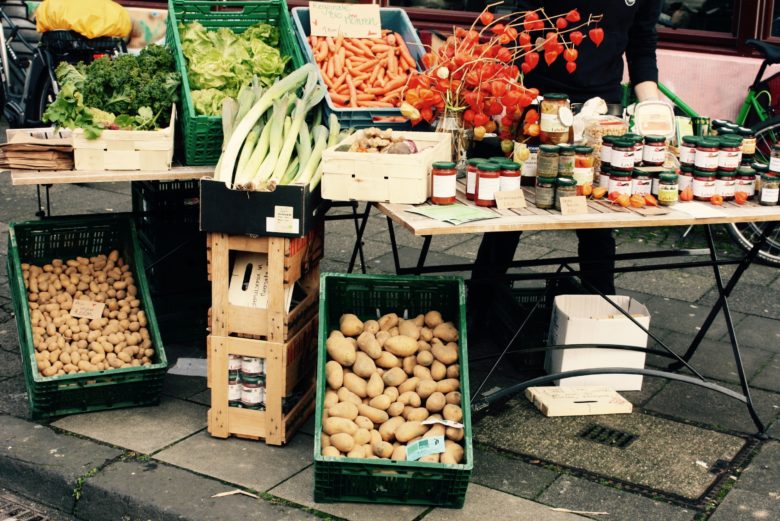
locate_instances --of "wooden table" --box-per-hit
[8,166,214,186]
[352,184,780,435]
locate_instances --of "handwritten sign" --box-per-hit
[495,189,527,210]
[559,196,589,215]
[70,299,105,320]
[310,2,381,39]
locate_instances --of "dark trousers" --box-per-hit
[470,229,617,306]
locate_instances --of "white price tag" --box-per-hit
[265,206,300,234]
[406,435,445,461]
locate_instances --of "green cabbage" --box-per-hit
[192,88,228,117]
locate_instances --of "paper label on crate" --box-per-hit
[422,418,464,429]
[69,299,105,320]
[559,196,588,215]
[406,436,446,461]
[309,2,382,38]
[495,189,526,210]
[265,206,299,234]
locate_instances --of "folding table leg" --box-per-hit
[415,236,432,275]
[347,203,372,274]
[386,216,402,274]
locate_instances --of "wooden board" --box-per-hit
[377,187,780,236]
[525,386,633,417]
[7,166,214,185]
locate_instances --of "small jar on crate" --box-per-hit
[573,146,594,195]
[738,127,756,156]
[631,169,652,196]
[770,145,780,175]
[679,164,694,193]
[610,138,635,172]
[431,161,457,205]
[599,135,616,185]
[695,138,721,172]
[754,162,770,194]
[718,136,743,171]
[475,162,500,207]
[625,134,644,167]
[557,144,576,177]
[466,158,481,200]
[679,135,699,167]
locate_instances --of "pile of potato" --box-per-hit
[321,310,465,464]
[22,250,155,378]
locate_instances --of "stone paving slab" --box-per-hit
[475,398,746,499]
[155,431,314,493]
[641,296,744,342]
[708,489,780,521]
[0,346,22,378]
[161,374,208,402]
[76,460,316,521]
[0,321,20,352]
[52,397,207,454]
[537,475,696,521]
[0,375,30,418]
[268,466,427,521]
[732,441,780,498]
[699,283,780,319]
[644,381,780,434]
[424,483,586,521]
[470,448,559,499]
[729,314,780,354]
[0,414,121,513]
[369,245,473,277]
[615,269,715,303]
[622,377,668,408]
[751,354,780,393]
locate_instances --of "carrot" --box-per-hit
[332,73,347,90]
[386,34,396,46]
[395,33,416,69]
[377,68,386,84]
[325,36,336,53]
[326,56,335,78]
[346,75,358,108]
[329,91,350,104]
[335,34,344,52]
[344,41,366,57]
[356,93,375,101]
[335,47,345,77]
[358,101,395,108]
[368,65,381,86]
[387,52,397,75]
[350,39,374,57]
[371,44,393,53]
[353,58,380,72]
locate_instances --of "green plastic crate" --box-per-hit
[166,0,306,165]
[6,214,168,419]
[314,273,472,508]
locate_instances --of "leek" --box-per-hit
[235,123,261,183]
[247,96,288,189]
[309,165,323,190]
[327,113,341,147]
[280,156,300,185]
[295,125,328,186]
[296,121,311,177]
[234,121,271,187]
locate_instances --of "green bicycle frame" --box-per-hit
[735,89,770,126]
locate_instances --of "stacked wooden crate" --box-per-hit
[206,223,323,445]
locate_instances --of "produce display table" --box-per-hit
[348,184,780,435]
[7,166,214,185]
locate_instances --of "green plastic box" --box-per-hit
[166,0,306,165]
[6,214,168,419]
[314,273,472,508]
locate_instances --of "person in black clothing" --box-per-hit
[470,0,663,307]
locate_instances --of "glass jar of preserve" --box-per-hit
[759,174,779,206]
[624,134,643,166]
[632,170,652,196]
[754,162,769,194]
[718,136,743,171]
[540,93,573,145]
[431,161,457,205]
[499,162,521,192]
[537,144,560,178]
[642,135,667,166]
[600,135,615,173]
[574,146,594,194]
[535,177,556,209]
[608,169,633,197]
[770,145,780,175]
[692,170,717,201]
[466,158,481,200]
[558,144,575,177]
[658,173,679,206]
[716,169,736,201]
[679,164,694,192]
[738,127,756,155]
[475,162,500,207]
[519,145,539,186]
[555,176,577,211]
[695,138,720,171]
[679,135,699,166]
[736,166,756,198]
[610,138,635,171]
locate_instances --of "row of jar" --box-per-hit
[228,355,267,410]
[676,135,752,172]
[430,159,524,206]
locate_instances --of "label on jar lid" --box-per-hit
[70,299,105,320]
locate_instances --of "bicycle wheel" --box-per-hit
[724,116,780,266]
[27,70,55,124]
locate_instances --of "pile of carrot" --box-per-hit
[308,30,417,109]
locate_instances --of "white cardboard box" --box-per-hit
[545,295,651,391]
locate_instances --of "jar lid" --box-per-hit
[432,161,456,169]
[544,93,569,100]
[490,156,509,163]
[501,162,520,171]
[737,166,756,175]
[737,127,754,136]
[478,162,500,171]
[609,169,633,177]
[698,137,720,148]
[716,170,736,177]
[558,144,575,154]
[753,162,769,172]
[632,169,651,177]
[467,158,483,166]
[540,144,560,153]
[612,138,635,148]
[682,135,700,145]
[680,164,694,173]
[724,123,741,130]
[659,173,678,182]
[693,169,717,177]
[719,135,744,146]
[557,176,577,186]
[717,127,735,135]
[574,146,594,154]
[536,177,556,185]
[602,135,617,144]
[712,119,730,128]
[643,135,666,144]
[761,173,779,181]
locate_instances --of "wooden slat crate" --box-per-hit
[207,315,318,445]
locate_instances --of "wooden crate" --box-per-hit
[207,315,318,445]
[72,107,175,172]
[208,223,322,341]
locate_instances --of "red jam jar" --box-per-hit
[695,138,720,171]
[679,164,694,192]
[642,135,667,167]
[466,158,481,200]
[632,170,652,196]
[718,136,743,171]
[431,161,457,205]
[679,135,698,166]
[692,169,717,201]
[736,166,756,198]
[610,138,635,171]
[475,162,500,207]
[608,169,632,197]
[716,169,737,201]
[499,162,521,192]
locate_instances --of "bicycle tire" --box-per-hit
[27,67,54,125]
[724,115,780,267]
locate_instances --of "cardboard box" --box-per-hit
[199,178,324,238]
[545,295,651,391]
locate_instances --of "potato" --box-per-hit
[354,428,371,445]
[347,446,365,459]
[366,373,384,398]
[352,352,377,379]
[398,320,420,340]
[384,336,418,357]
[391,445,406,461]
[416,379,438,400]
[413,365,432,380]
[443,404,463,423]
[378,313,399,331]
[375,331,391,347]
[436,378,460,394]
[446,426,464,441]
[446,364,460,379]
[424,311,443,328]
[382,367,408,387]
[420,454,440,463]
[441,440,464,464]
[387,402,405,417]
[323,417,358,436]
[383,386,399,402]
[379,417,405,442]
[426,392,446,413]
[369,394,391,410]
[433,322,459,342]
[329,401,359,420]
[375,351,400,369]
[337,387,362,406]
[358,404,389,425]
[354,416,374,430]
[420,327,434,342]
[322,446,341,457]
[424,423,446,438]
[373,441,394,459]
[417,340,431,352]
[432,343,459,365]
[363,320,380,335]
[340,314,364,337]
[331,432,355,453]
[402,355,416,376]
[344,373,368,398]
[430,360,447,381]
[398,376,420,394]
[325,361,343,390]
[326,336,356,367]
[398,391,422,407]
[416,350,434,367]
[445,391,462,405]
[395,421,428,443]
[404,407,429,422]
[369,429,383,447]
[356,332,382,359]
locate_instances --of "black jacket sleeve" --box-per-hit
[625,0,662,85]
